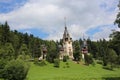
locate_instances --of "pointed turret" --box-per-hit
[63,27,71,42]
[59,18,73,60]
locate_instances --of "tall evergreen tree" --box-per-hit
[115,1,120,28]
[3,21,10,43]
[73,40,81,61]
[19,44,30,56]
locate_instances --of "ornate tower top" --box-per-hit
[60,18,73,60]
[63,17,71,40]
[64,17,66,27]
[64,26,69,36]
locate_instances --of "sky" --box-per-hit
[0,0,119,41]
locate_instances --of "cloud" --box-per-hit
[92,25,116,41]
[0,0,119,41]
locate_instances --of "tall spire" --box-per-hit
[65,26,67,30]
[83,34,85,40]
[64,17,66,28]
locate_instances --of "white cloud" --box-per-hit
[92,26,113,41]
[0,0,119,41]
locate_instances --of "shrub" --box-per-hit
[34,58,39,65]
[84,54,94,65]
[108,49,118,70]
[34,58,47,66]
[2,59,29,80]
[0,59,7,78]
[39,60,47,66]
[17,54,30,61]
[96,60,103,64]
[63,56,69,62]
[103,65,113,71]
[54,59,60,68]
[66,62,70,68]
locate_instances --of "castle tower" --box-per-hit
[81,39,88,59]
[39,45,47,60]
[62,26,73,59]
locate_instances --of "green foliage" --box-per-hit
[103,65,114,71]
[117,55,120,66]
[32,38,41,58]
[46,40,58,63]
[54,59,60,68]
[96,60,103,65]
[95,39,111,66]
[0,43,15,60]
[34,58,39,65]
[39,60,47,66]
[87,38,98,59]
[66,62,70,68]
[19,44,30,55]
[17,54,30,61]
[2,59,29,80]
[63,56,69,62]
[107,49,118,70]
[5,43,15,59]
[63,62,70,68]
[0,48,6,59]
[34,59,47,66]
[0,59,7,78]
[84,54,94,65]
[0,22,45,59]
[2,21,10,44]
[46,52,58,63]
[109,31,120,56]
[115,1,120,28]
[73,40,81,61]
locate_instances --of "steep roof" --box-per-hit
[63,27,70,39]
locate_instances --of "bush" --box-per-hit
[63,56,69,62]
[108,49,118,69]
[17,54,30,61]
[54,59,60,68]
[34,58,39,65]
[66,62,70,68]
[34,58,47,66]
[84,54,94,65]
[0,59,7,78]
[96,60,103,64]
[103,65,114,71]
[2,59,29,80]
[39,60,47,66]
[63,62,70,68]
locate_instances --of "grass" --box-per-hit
[27,61,120,80]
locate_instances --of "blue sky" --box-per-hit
[0,0,27,13]
[0,0,119,41]
[19,28,49,38]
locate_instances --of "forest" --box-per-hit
[0,21,119,63]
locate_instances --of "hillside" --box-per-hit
[27,61,120,80]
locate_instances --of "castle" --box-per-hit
[59,26,73,59]
[39,19,88,60]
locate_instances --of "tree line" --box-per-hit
[0,21,58,80]
[0,21,120,66]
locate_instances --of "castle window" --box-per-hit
[69,41,70,44]
[65,38,68,41]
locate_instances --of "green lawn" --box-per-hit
[27,61,120,80]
